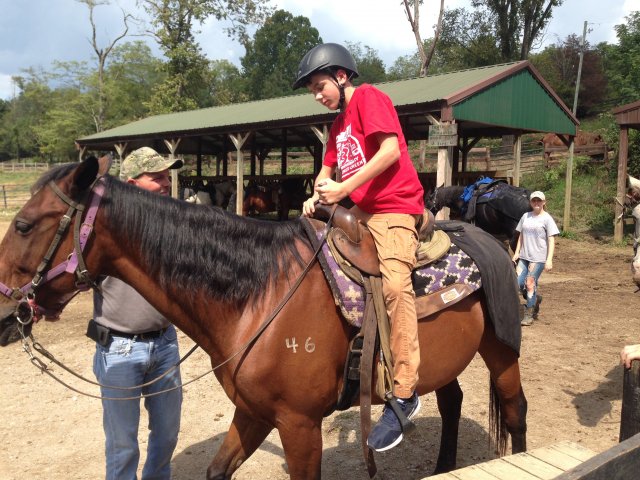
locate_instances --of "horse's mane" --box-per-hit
[100,175,310,307]
[31,163,79,194]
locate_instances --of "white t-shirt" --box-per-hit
[516,211,560,262]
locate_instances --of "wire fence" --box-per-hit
[0,184,31,211]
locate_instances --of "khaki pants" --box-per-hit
[354,209,420,398]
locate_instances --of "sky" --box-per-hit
[0,0,636,100]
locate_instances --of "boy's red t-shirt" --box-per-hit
[323,84,424,214]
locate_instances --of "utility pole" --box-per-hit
[563,20,588,232]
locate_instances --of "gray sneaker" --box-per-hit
[367,392,421,452]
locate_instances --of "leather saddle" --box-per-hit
[312,204,437,277]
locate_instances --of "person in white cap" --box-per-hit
[511,191,559,325]
[88,146,184,479]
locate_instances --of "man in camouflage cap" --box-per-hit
[91,144,184,479]
[120,146,183,192]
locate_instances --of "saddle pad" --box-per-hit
[315,229,481,327]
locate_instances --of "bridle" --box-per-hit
[0,177,106,326]
[0,177,338,400]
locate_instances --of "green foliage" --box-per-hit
[345,42,387,84]
[240,9,321,100]
[602,11,640,106]
[530,36,607,117]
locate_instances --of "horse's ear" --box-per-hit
[70,156,100,194]
[438,183,444,189]
[97,154,113,176]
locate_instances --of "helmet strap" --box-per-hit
[328,70,348,111]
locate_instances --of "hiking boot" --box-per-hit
[521,306,534,326]
[367,391,421,452]
[533,295,542,319]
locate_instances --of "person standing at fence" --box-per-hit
[294,43,425,452]
[511,190,559,326]
[88,147,183,480]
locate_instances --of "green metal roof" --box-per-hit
[78,61,577,146]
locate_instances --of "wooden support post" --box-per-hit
[310,125,329,175]
[163,139,182,199]
[620,361,640,442]
[281,128,287,175]
[563,139,575,231]
[615,127,630,242]
[229,132,250,215]
[513,134,522,187]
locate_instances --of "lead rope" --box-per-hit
[19,208,337,401]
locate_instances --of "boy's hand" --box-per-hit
[316,179,348,205]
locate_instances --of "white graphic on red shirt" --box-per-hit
[336,124,366,179]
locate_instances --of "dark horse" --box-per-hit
[0,157,527,479]
[425,183,530,252]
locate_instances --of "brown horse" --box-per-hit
[0,157,527,479]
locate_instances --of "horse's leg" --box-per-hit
[276,413,323,480]
[433,379,463,474]
[478,325,527,454]
[206,409,272,480]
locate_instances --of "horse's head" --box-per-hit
[424,184,442,214]
[0,156,110,346]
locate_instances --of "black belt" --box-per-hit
[109,327,168,340]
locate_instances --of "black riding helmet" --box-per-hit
[292,43,359,90]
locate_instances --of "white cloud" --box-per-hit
[0,74,16,101]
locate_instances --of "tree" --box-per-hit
[531,35,607,116]
[103,41,166,125]
[471,0,563,60]
[208,59,248,105]
[79,0,131,132]
[241,9,321,100]
[602,11,640,106]
[345,42,386,85]
[434,7,502,72]
[139,0,273,111]
[402,0,445,76]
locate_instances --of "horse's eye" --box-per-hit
[14,219,33,235]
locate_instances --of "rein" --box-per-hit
[13,192,337,400]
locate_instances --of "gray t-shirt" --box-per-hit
[93,276,170,333]
[516,211,560,263]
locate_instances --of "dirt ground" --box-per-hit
[0,216,638,480]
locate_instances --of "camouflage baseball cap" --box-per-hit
[120,147,183,180]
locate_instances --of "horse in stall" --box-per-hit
[0,156,527,479]
[425,181,531,252]
[242,177,307,220]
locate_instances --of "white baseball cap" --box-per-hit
[530,191,546,201]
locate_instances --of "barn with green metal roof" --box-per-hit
[76,60,578,213]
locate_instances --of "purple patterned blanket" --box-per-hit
[316,232,481,327]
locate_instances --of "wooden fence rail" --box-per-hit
[0,162,49,172]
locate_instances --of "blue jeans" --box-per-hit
[516,259,545,308]
[93,325,182,480]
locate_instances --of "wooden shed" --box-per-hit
[77,60,578,214]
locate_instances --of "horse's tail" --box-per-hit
[489,380,508,456]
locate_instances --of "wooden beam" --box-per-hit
[563,139,575,231]
[620,360,640,442]
[163,138,182,199]
[615,126,630,242]
[229,132,250,215]
[513,134,522,187]
[553,433,640,480]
